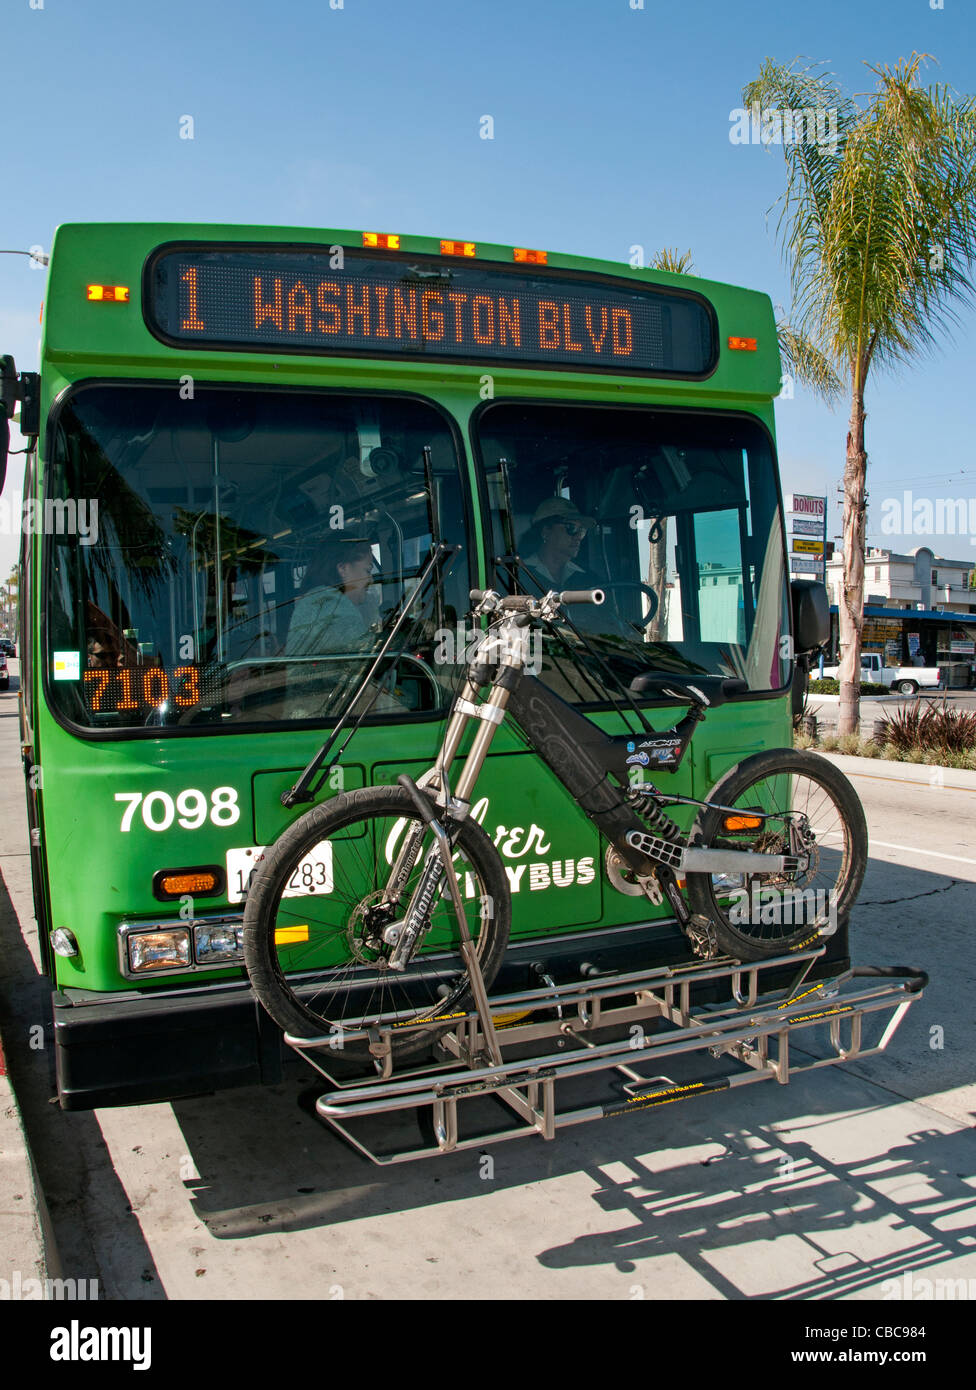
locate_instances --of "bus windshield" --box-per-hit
[478,401,791,701]
[45,385,471,732]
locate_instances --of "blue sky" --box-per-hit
[2,0,974,580]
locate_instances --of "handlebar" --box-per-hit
[470,588,605,611]
[560,589,605,606]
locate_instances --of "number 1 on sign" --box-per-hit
[180,266,205,332]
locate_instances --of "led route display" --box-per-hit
[147,247,715,375]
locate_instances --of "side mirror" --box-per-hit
[0,355,18,494]
[791,579,830,654]
[0,355,20,497]
[0,359,40,494]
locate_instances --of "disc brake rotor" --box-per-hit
[749,826,820,889]
[346,891,394,966]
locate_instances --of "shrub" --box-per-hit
[837,733,862,755]
[820,733,840,751]
[873,699,929,753]
[874,697,976,757]
[807,678,889,695]
[924,701,976,754]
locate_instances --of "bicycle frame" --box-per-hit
[387,592,811,969]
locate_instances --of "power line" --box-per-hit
[873,472,975,487]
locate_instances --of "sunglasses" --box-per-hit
[555,521,589,538]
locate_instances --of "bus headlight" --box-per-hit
[127,929,191,973]
[194,923,244,963]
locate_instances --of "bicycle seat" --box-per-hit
[628,673,749,707]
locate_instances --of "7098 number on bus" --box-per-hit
[114,787,241,832]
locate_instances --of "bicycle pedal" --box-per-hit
[685,914,719,960]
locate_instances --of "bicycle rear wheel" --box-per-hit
[684,748,868,959]
[243,785,510,1065]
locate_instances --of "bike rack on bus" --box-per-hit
[282,949,928,1166]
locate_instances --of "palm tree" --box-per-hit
[646,250,843,649]
[651,247,696,275]
[743,54,976,733]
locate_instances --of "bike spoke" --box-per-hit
[263,806,491,1033]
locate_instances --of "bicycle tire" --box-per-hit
[684,748,868,959]
[243,784,510,1065]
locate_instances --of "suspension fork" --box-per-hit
[382,674,483,906]
[385,666,516,969]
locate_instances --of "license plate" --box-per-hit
[225,844,333,904]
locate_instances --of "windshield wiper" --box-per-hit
[281,542,459,809]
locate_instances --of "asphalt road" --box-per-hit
[1,661,974,1302]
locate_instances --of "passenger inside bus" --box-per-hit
[85,604,138,670]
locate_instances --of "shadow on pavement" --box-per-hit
[0,865,165,1299]
[165,850,974,1298]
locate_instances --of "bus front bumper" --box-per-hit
[52,979,284,1111]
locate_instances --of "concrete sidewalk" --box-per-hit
[0,663,59,1297]
[0,1033,53,1296]
[818,749,976,792]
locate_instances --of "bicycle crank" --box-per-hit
[605,846,664,904]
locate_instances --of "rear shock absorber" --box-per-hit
[627,787,683,843]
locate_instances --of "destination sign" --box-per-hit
[147,247,715,375]
[83,664,202,717]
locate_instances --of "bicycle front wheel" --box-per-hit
[243,785,510,1064]
[684,748,868,960]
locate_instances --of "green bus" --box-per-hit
[2,222,841,1109]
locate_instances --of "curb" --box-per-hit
[816,749,976,791]
[0,1031,58,1296]
[805,692,902,705]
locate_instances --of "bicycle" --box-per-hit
[242,587,868,1067]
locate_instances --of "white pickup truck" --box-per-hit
[816,651,943,695]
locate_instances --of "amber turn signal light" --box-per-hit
[152,867,224,902]
[87,285,129,302]
[727,336,757,351]
[722,814,764,832]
